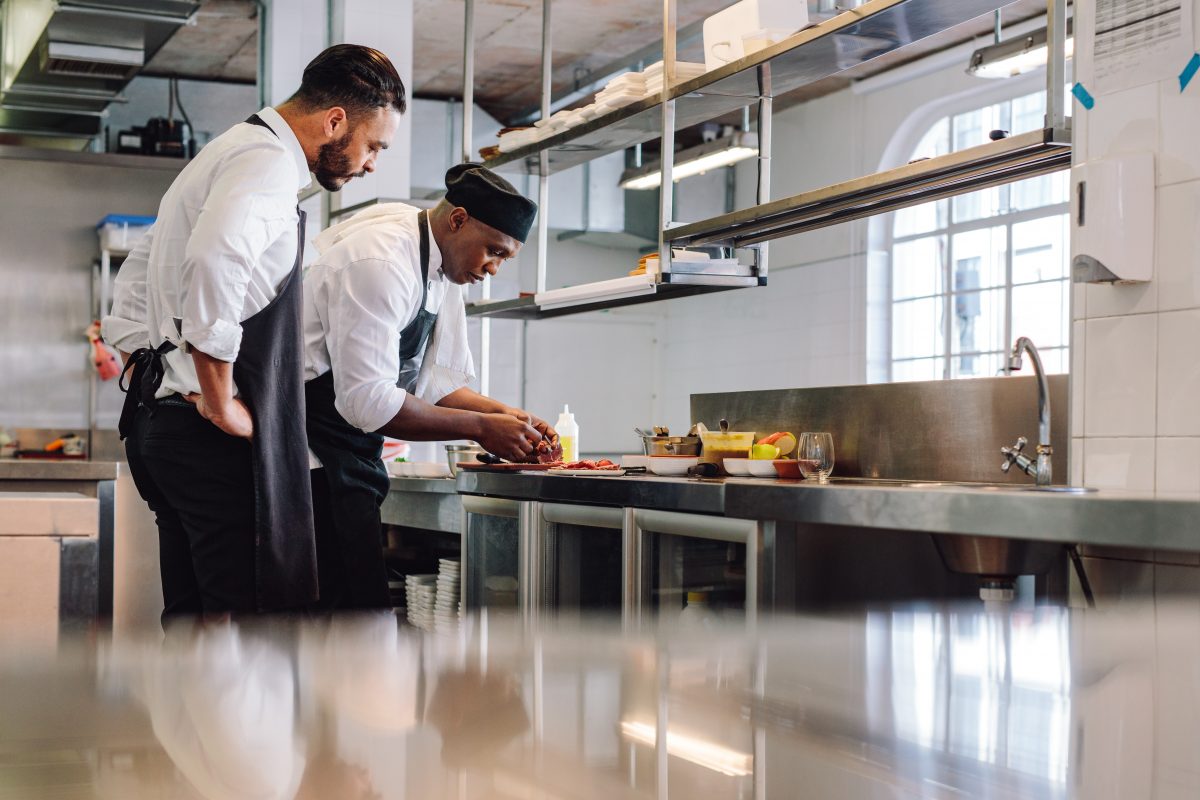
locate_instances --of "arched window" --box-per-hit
[890,89,1070,381]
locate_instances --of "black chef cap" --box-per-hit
[444,163,538,243]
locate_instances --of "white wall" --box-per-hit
[1069,0,1200,499]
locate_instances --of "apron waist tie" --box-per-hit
[119,339,179,413]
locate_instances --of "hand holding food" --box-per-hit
[478,414,541,461]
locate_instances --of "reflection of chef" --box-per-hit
[133,622,386,800]
[299,613,420,732]
[302,164,555,610]
[139,624,305,800]
[426,666,530,769]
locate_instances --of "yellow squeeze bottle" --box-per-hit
[556,405,579,462]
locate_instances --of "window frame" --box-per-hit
[887,91,1071,382]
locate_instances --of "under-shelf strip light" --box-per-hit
[967,22,1074,79]
[620,132,759,191]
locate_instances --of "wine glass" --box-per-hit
[799,432,835,483]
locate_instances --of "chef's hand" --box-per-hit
[478,413,541,461]
[502,405,557,440]
[184,393,254,440]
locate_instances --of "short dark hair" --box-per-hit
[289,44,407,117]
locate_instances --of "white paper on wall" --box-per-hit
[1092,0,1195,94]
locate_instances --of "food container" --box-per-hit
[640,435,701,456]
[772,460,803,479]
[747,460,777,478]
[445,443,484,476]
[699,420,755,475]
[648,455,699,476]
[723,457,752,476]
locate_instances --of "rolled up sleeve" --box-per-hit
[326,258,416,433]
[180,146,295,361]
[101,225,154,352]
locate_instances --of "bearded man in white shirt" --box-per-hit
[102,45,405,619]
[302,164,555,609]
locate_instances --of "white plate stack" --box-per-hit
[642,60,707,96]
[434,559,461,631]
[405,574,437,631]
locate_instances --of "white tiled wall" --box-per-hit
[1070,0,1200,499]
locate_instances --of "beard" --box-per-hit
[313,133,366,191]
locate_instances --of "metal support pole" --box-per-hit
[755,64,773,278]
[518,501,543,623]
[658,0,677,275]
[621,507,641,630]
[1045,0,1067,132]
[462,0,475,163]
[536,0,552,295]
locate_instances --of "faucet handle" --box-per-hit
[1000,436,1035,476]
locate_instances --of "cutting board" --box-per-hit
[457,462,558,471]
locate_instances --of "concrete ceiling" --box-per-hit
[147,0,1050,126]
[142,0,258,83]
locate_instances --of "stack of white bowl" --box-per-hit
[434,559,461,631]
[405,574,437,630]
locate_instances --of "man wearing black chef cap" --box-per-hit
[301,163,555,609]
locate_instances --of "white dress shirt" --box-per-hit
[101,106,311,398]
[303,203,476,438]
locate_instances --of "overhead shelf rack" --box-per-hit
[483,0,1017,177]
[664,126,1072,248]
[466,271,764,320]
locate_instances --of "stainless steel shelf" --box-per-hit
[664,126,1072,247]
[482,0,1013,176]
[466,274,764,320]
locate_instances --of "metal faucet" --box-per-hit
[1001,337,1052,486]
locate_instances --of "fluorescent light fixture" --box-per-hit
[534,273,657,310]
[619,720,753,777]
[967,22,1073,79]
[620,132,758,191]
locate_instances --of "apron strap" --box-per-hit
[244,113,278,138]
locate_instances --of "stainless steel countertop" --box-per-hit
[0,460,119,481]
[388,475,459,494]
[452,471,1200,552]
[723,478,1200,552]
[1,605,1195,799]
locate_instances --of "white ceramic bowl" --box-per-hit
[747,459,778,478]
[723,458,752,476]
[648,456,699,476]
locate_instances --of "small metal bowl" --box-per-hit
[446,443,484,476]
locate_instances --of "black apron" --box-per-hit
[304,209,439,609]
[118,113,318,611]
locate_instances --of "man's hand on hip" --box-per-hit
[185,393,255,440]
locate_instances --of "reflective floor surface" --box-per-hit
[1,603,1198,799]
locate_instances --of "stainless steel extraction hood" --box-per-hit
[0,0,197,145]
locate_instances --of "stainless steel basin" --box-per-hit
[933,534,1065,579]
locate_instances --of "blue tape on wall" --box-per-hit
[1181,53,1200,92]
[1071,82,1096,110]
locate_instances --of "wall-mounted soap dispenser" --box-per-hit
[1071,152,1155,284]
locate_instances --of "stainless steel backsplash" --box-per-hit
[690,375,1068,484]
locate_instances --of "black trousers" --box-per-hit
[125,402,257,619]
[310,468,392,611]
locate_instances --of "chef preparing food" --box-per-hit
[303,163,558,609]
[102,44,407,618]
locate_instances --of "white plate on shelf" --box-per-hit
[547,468,627,477]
